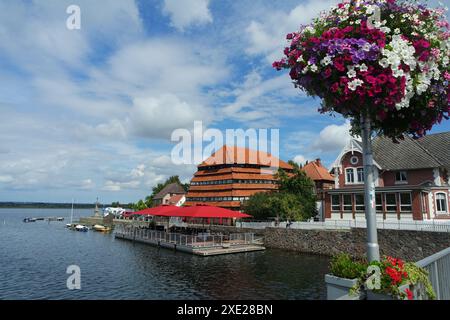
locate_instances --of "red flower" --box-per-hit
[405,288,413,300]
[333,57,345,72]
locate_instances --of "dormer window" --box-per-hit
[346,168,355,184]
[395,171,408,184]
[345,167,364,184]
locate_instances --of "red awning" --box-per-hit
[132,205,179,216]
[133,205,251,219]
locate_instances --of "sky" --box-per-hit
[0,0,449,204]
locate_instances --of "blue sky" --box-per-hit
[0,0,449,204]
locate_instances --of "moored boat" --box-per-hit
[23,218,37,223]
[75,224,89,232]
[93,224,112,232]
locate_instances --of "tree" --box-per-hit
[111,201,120,208]
[243,166,317,221]
[133,200,147,211]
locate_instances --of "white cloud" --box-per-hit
[245,0,338,62]
[163,0,213,31]
[311,121,352,153]
[129,94,211,139]
[293,155,307,166]
[221,70,313,125]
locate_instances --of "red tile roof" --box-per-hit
[199,145,293,170]
[302,159,334,182]
[167,194,184,205]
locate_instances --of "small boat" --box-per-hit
[57,217,64,221]
[23,218,37,223]
[93,224,112,232]
[75,224,89,232]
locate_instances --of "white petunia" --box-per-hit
[347,79,364,91]
[358,64,368,72]
[347,69,357,78]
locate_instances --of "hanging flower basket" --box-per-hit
[273,0,450,140]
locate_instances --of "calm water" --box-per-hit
[0,208,330,300]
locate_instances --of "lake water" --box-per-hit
[0,208,330,300]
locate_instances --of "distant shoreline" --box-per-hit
[0,202,131,209]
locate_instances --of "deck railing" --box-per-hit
[236,220,450,232]
[115,225,256,249]
[416,247,450,300]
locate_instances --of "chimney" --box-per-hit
[315,158,321,166]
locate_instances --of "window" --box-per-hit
[436,193,448,213]
[350,156,359,165]
[399,193,412,212]
[395,171,408,183]
[343,194,352,211]
[355,194,365,211]
[376,193,383,211]
[385,193,397,212]
[346,168,355,184]
[331,195,341,211]
[357,168,364,183]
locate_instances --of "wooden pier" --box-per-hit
[114,228,265,256]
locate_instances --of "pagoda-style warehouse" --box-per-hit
[185,145,293,210]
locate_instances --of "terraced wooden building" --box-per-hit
[185,145,293,210]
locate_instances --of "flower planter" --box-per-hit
[366,284,410,300]
[325,274,363,300]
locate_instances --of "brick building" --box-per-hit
[324,132,450,221]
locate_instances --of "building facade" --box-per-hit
[302,159,335,220]
[324,132,450,221]
[185,145,293,210]
[153,183,186,207]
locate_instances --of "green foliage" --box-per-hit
[329,253,367,279]
[133,200,147,211]
[243,164,317,221]
[404,262,436,300]
[111,201,120,208]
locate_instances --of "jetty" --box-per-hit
[114,225,265,256]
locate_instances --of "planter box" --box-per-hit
[325,274,363,300]
[366,284,410,300]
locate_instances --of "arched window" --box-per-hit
[436,193,448,214]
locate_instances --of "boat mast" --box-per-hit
[70,199,74,224]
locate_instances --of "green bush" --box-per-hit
[329,253,367,279]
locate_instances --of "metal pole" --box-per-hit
[361,115,380,262]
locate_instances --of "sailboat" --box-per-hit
[66,199,75,228]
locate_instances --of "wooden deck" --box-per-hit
[114,232,266,256]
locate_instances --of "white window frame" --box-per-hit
[331,195,341,211]
[345,167,364,185]
[343,194,352,212]
[354,194,365,211]
[399,192,412,212]
[385,193,397,212]
[345,168,355,184]
[435,192,448,214]
[395,171,408,184]
[356,167,364,183]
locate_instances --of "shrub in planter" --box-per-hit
[326,253,368,300]
[330,253,367,279]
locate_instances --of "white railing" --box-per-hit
[236,220,450,232]
[115,225,256,248]
[416,247,450,300]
